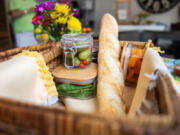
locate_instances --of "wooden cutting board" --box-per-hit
[52,63,97,85]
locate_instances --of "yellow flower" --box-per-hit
[56,4,70,15]
[60,32,64,35]
[67,16,81,33]
[37,33,49,43]
[50,11,59,19]
[34,27,42,34]
[55,16,68,24]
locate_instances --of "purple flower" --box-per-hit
[44,1,51,6]
[70,13,75,16]
[37,15,43,19]
[47,5,52,10]
[39,3,46,7]
[65,1,70,5]
[59,0,69,5]
[32,20,37,24]
[35,5,44,13]
[44,1,53,10]
[35,3,46,13]
[38,7,44,13]
[54,1,60,5]
[73,8,79,16]
[35,6,39,12]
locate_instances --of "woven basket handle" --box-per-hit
[42,46,61,64]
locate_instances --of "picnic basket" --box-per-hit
[0,41,179,135]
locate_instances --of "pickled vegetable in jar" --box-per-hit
[61,33,93,69]
[57,83,96,99]
[53,63,98,99]
[123,44,145,84]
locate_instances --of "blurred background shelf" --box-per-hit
[118,24,167,32]
[118,30,180,58]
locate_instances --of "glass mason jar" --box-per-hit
[61,33,93,69]
[123,44,145,85]
[174,60,180,77]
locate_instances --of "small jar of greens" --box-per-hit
[61,33,93,69]
[57,83,96,99]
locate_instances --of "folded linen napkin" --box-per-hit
[0,51,58,105]
[128,48,178,116]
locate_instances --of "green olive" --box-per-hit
[86,57,92,64]
[78,50,91,60]
[66,52,73,59]
[74,57,81,67]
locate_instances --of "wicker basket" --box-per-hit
[0,41,179,135]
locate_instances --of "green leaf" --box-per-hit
[49,34,56,41]
[73,29,78,33]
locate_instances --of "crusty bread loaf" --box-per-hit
[99,13,119,38]
[97,13,125,115]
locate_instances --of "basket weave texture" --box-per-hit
[0,42,61,71]
[0,41,179,135]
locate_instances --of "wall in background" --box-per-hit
[131,1,180,26]
[94,0,180,33]
[94,0,116,33]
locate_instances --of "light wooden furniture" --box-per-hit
[116,0,131,25]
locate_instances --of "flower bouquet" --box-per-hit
[32,0,81,43]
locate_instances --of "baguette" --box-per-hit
[97,14,125,115]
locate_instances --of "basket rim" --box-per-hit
[0,40,178,133]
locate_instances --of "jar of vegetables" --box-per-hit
[174,60,180,77]
[53,63,97,99]
[57,83,96,99]
[122,44,145,85]
[61,33,93,69]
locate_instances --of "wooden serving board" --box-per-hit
[52,63,97,85]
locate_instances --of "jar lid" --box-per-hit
[52,63,97,85]
[61,33,93,47]
[175,60,180,65]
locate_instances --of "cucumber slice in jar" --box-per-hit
[86,57,92,64]
[78,50,91,60]
[74,57,81,67]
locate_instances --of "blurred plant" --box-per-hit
[32,0,81,43]
[131,11,152,25]
[137,11,150,24]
